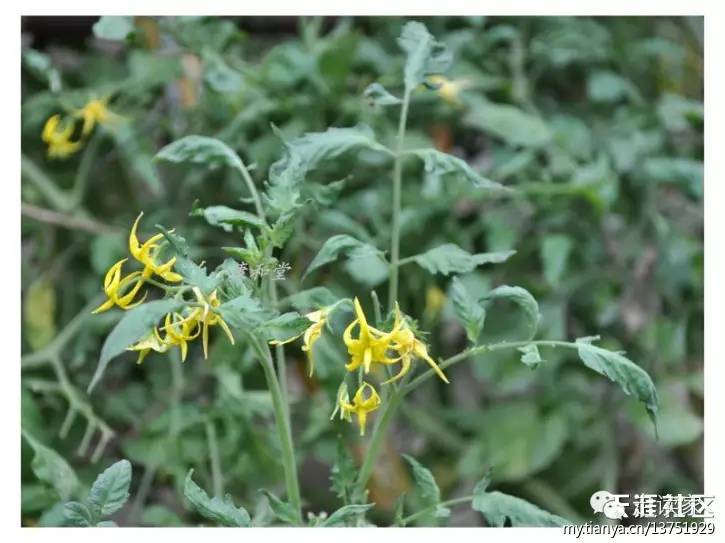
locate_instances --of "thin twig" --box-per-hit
[22,202,120,235]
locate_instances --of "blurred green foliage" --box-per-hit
[21,16,702,526]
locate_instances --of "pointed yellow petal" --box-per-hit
[218,317,235,345]
[129,212,144,260]
[91,298,116,314]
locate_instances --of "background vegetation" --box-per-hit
[21,16,703,526]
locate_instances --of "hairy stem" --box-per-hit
[249,335,302,523]
[387,89,411,310]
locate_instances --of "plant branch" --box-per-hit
[387,89,411,310]
[248,334,302,524]
[232,155,266,223]
[400,495,473,526]
[21,202,120,235]
[21,295,111,369]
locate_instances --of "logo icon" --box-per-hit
[590,490,629,520]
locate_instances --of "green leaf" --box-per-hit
[363,82,402,106]
[451,277,486,343]
[288,287,339,312]
[155,135,242,170]
[641,157,703,198]
[280,123,389,172]
[587,70,635,103]
[465,97,551,147]
[88,460,132,518]
[321,504,374,526]
[518,344,543,368]
[22,431,79,501]
[413,244,515,276]
[22,49,61,92]
[184,469,251,527]
[268,210,298,248]
[192,204,267,232]
[303,234,384,280]
[472,481,570,527]
[398,21,452,91]
[540,235,573,286]
[93,16,135,41]
[263,149,306,217]
[393,494,406,526]
[88,299,182,393]
[302,178,347,208]
[174,257,218,294]
[96,520,118,527]
[412,149,507,190]
[63,502,94,527]
[329,439,357,503]
[402,454,441,505]
[484,285,540,340]
[575,337,659,425]
[217,293,269,329]
[259,489,298,525]
[257,312,311,343]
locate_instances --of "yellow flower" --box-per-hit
[92,258,146,314]
[384,303,450,385]
[270,309,327,376]
[187,287,235,359]
[161,311,201,362]
[427,75,472,107]
[129,213,183,283]
[339,382,382,436]
[127,328,169,364]
[41,114,82,159]
[77,97,122,136]
[343,298,400,373]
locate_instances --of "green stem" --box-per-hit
[232,155,266,223]
[21,154,72,212]
[404,339,576,393]
[21,295,108,369]
[248,335,302,524]
[400,495,473,526]
[268,278,290,416]
[206,419,223,497]
[71,133,102,207]
[387,89,411,310]
[353,389,404,501]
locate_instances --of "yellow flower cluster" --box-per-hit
[93,213,181,314]
[41,97,121,159]
[92,212,235,363]
[279,297,448,436]
[329,298,449,436]
[127,287,235,364]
